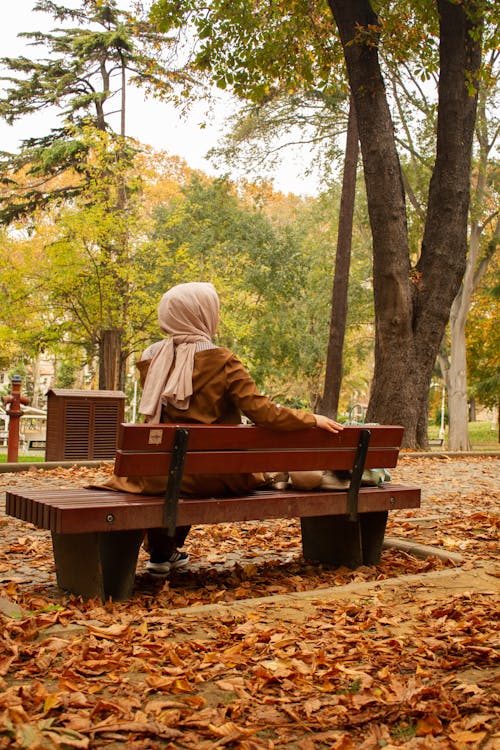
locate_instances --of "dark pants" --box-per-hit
[146,526,191,563]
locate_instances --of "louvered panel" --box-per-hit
[93,404,120,459]
[46,390,125,461]
[63,403,91,459]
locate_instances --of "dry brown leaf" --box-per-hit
[449,729,488,744]
[84,623,130,638]
[88,719,183,737]
[415,714,444,735]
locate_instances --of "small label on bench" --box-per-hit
[148,429,164,445]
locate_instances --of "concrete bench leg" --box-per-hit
[300,511,388,568]
[359,511,389,564]
[51,530,144,601]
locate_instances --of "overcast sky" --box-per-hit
[0,0,320,196]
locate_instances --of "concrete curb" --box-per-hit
[0,460,110,474]
[171,563,497,617]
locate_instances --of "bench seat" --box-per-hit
[6,484,420,533]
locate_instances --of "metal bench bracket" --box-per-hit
[163,427,189,536]
[347,428,371,522]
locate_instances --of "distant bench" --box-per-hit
[5,423,420,601]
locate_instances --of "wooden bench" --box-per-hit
[428,438,445,448]
[5,423,420,601]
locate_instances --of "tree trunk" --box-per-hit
[328,0,418,440]
[469,396,476,422]
[30,355,41,409]
[121,57,126,138]
[99,329,123,390]
[445,89,497,451]
[446,225,481,451]
[320,96,359,419]
[448,302,471,451]
[327,0,481,447]
[412,0,481,447]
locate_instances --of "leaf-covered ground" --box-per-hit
[0,455,498,749]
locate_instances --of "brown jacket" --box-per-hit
[106,347,315,497]
[137,346,315,431]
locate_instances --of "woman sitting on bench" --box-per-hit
[103,281,343,576]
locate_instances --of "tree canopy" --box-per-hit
[0,0,186,221]
[150,0,493,446]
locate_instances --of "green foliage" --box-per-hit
[152,0,351,189]
[0,0,185,221]
[41,135,154,360]
[467,253,500,409]
[391,721,417,740]
[433,407,448,427]
[55,361,80,389]
[1,0,178,127]
[152,0,344,103]
[142,175,310,390]
[0,129,160,386]
[1,147,376,410]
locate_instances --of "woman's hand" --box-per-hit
[313,414,344,433]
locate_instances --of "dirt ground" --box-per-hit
[0,454,498,749]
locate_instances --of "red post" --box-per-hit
[2,376,30,463]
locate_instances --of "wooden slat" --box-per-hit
[5,488,164,533]
[15,493,24,521]
[176,485,421,525]
[5,485,420,534]
[118,423,404,452]
[114,447,401,477]
[5,488,112,529]
[21,495,30,522]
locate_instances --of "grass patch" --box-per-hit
[0,454,45,463]
[468,420,498,446]
[391,720,417,740]
[428,420,498,449]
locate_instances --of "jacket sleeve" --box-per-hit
[225,355,316,431]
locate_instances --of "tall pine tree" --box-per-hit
[0,0,187,387]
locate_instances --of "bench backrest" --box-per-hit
[114,424,404,477]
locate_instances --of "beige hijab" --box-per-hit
[139,282,220,421]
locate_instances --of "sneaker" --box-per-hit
[145,560,171,577]
[145,550,189,577]
[168,550,189,568]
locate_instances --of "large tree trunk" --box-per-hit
[327,0,417,440]
[327,0,481,447]
[412,0,481,447]
[442,87,498,451]
[99,329,124,390]
[320,96,359,419]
